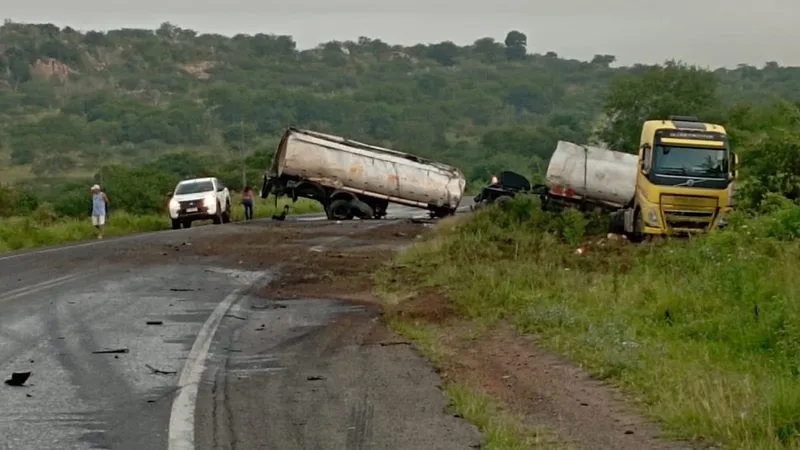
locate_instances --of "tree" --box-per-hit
[599,60,720,151]
[426,41,459,66]
[504,30,527,61]
[590,54,616,68]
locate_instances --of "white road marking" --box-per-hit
[0,274,83,302]
[167,277,265,450]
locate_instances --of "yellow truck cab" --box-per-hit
[631,115,738,237]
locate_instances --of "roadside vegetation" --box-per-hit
[0,196,319,253]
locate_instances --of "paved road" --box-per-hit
[0,202,478,450]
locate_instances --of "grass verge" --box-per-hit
[388,318,569,449]
[378,195,800,450]
[0,197,321,253]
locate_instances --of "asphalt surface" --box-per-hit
[0,201,478,450]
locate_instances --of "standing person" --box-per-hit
[241,185,254,221]
[90,184,109,239]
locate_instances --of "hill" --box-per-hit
[2,21,800,185]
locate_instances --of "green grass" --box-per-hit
[380,196,800,450]
[389,318,568,449]
[0,196,321,253]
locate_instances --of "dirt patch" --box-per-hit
[422,320,696,450]
[385,290,455,324]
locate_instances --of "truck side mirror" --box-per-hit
[639,144,650,175]
[731,152,739,179]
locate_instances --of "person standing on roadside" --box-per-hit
[241,185,254,221]
[90,184,109,239]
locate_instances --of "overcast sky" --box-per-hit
[4,0,799,68]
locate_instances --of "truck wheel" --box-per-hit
[350,199,374,219]
[328,199,353,220]
[183,220,192,229]
[222,203,231,224]
[171,219,181,230]
[495,195,513,207]
[212,202,223,224]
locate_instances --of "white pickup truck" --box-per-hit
[167,177,232,229]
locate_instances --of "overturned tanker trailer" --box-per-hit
[540,140,638,211]
[261,127,467,220]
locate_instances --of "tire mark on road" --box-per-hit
[168,274,270,450]
[0,274,84,303]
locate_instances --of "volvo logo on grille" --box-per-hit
[685,179,695,187]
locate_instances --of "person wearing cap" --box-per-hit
[90,184,110,239]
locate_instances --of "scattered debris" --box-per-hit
[169,288,195,292]
[146,321,164,326]
[145,364,177,375]
[92,348,129,354]
[4,372,31,387]
[272,205,290,221]
[378,341,411,347]
[306,375,325,381]
[251,303,286,310]
[225,314,247,320]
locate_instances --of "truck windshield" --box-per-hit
[175,180,214,195]
[652,145,728,179]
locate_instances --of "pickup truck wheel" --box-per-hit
[222,202,231,223]
[212,202,223,224]
[328,199,354,220]
[171,219,181,230]
[183,220,192,229]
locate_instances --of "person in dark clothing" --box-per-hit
[241,185,254,220]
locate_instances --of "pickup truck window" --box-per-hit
[175,180,214,195]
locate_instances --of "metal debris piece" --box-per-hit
[4,372,31,386]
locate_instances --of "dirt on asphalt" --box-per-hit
[109,217,695,449]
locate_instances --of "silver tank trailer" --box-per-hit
[545,140,638,208]
[271,128,466,211]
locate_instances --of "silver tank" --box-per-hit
[271,128,466,210]
[546,140,638,207]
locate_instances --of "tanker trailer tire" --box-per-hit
[328,199,354,221]
[350,199,374,219]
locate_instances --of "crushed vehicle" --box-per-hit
[261,127,467,220]
[167,177,232,229]
[471,170,534,210]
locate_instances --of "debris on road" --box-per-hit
[225,314,247,320]
[4,371,31,386]
[92,348,129,354]
[146,320,164,326]
[251,303,286,310]
[169,288,195,292]
[145,364,177,375]
[378,341,411,347]
[306,375,326,381]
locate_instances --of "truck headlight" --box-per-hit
[645,208,659,226]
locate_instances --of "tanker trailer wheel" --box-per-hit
[328,199,354,220]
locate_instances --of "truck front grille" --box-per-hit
[662,209,715,231]
[179,199,205,212]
